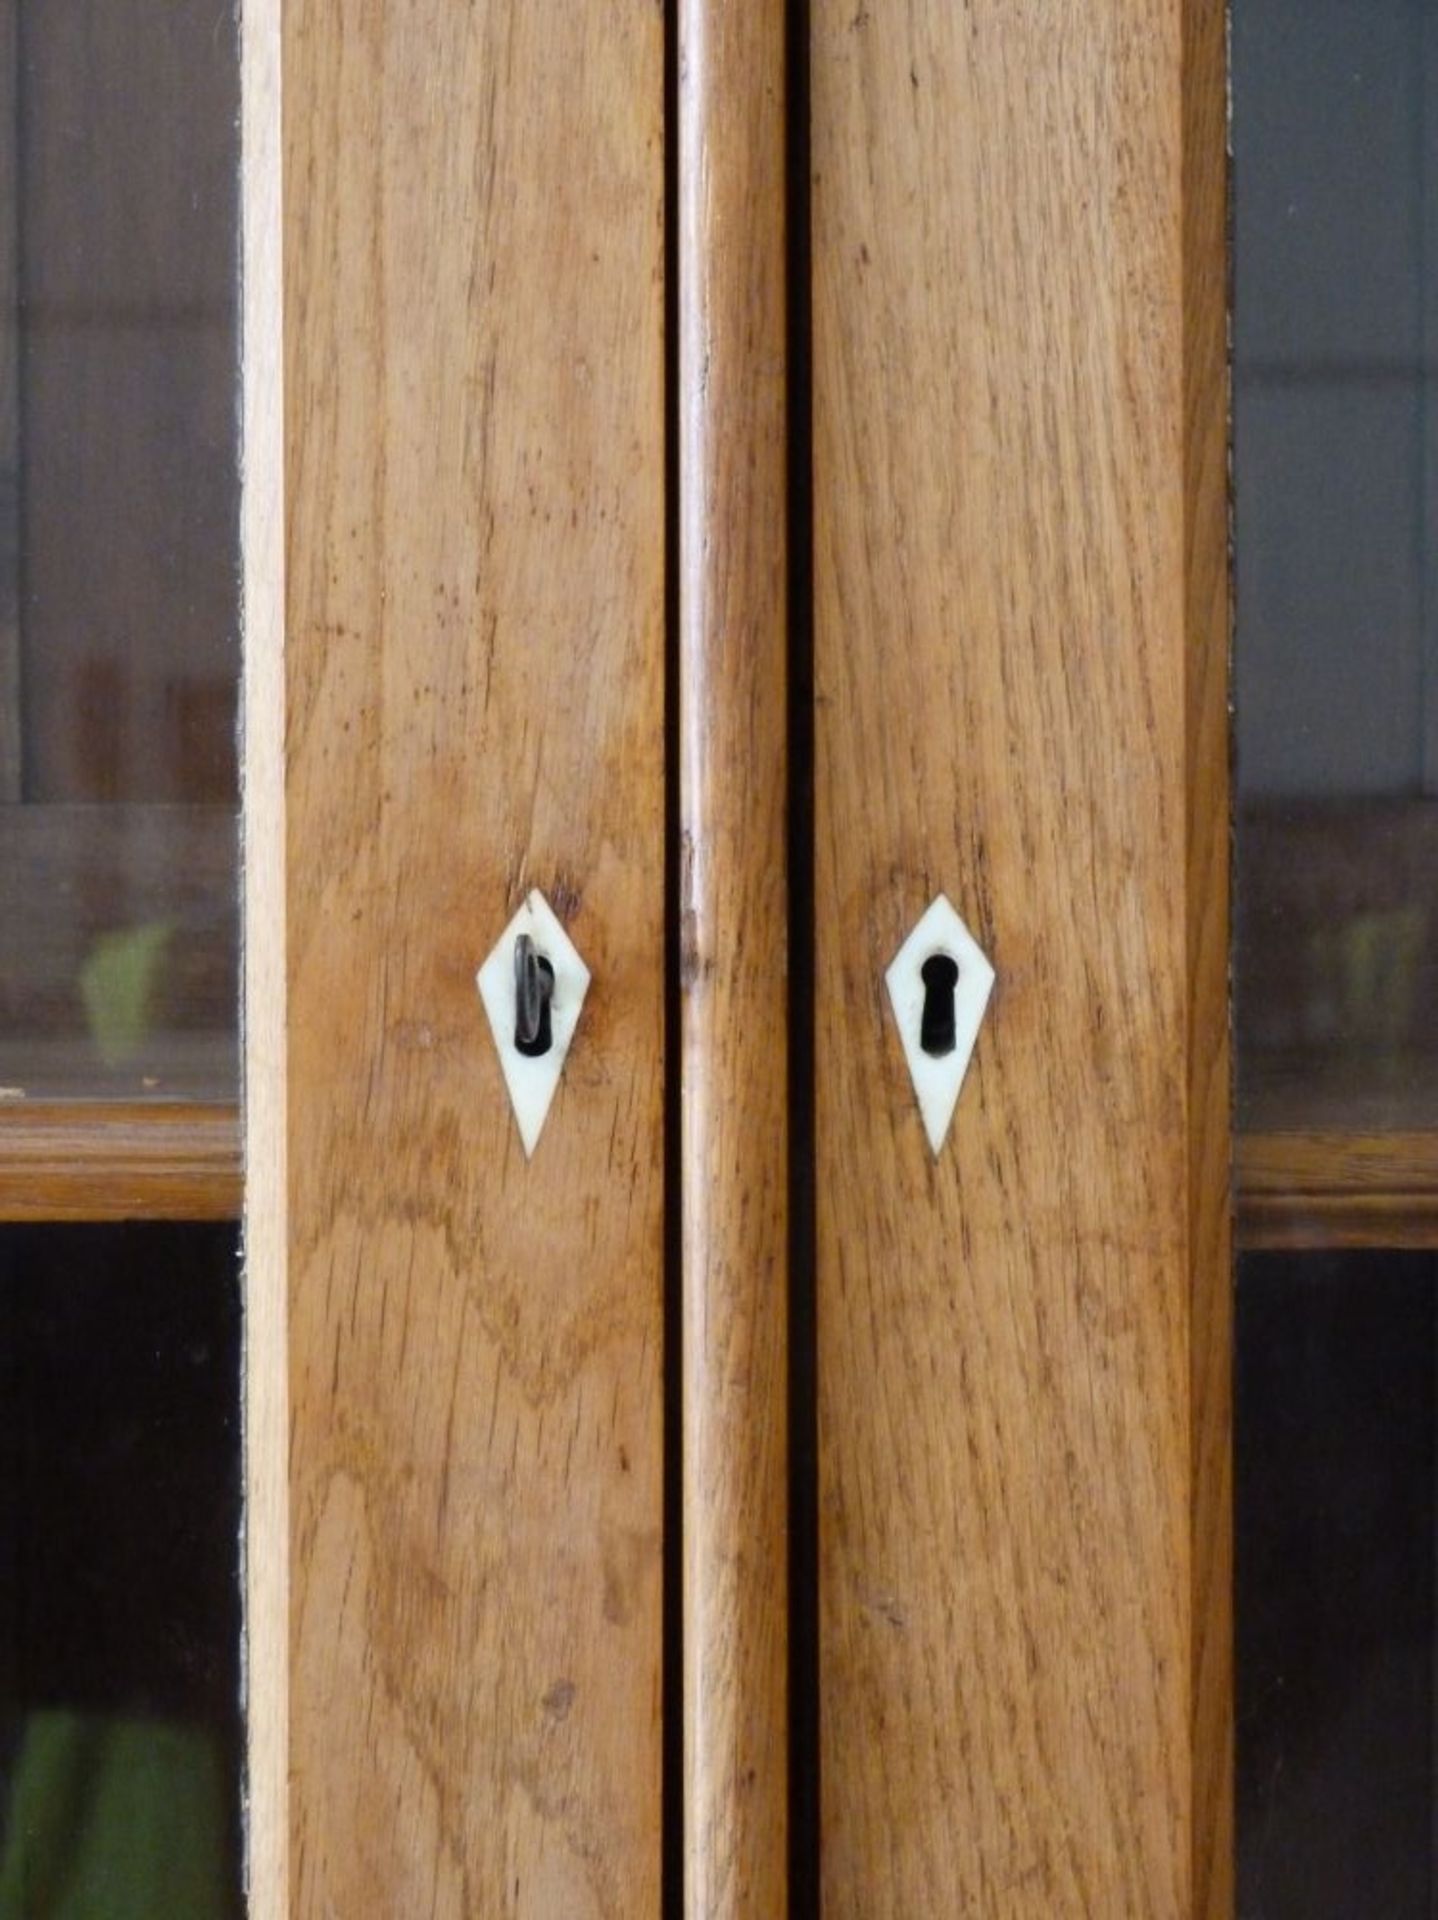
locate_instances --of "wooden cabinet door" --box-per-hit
[0,0,1243,1910]
[795,0,1231,1909]
[244,0,1233,1914]
[250,2,668,1914]
[809,1,1229,1913]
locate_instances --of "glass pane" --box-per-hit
[1233,0,1438,1908]
[0,2,246,1908]
[0,1222,244,1914]
[1236,1251,1435,1914]
[0,0,240,1103]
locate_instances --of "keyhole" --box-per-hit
[919,952,959,1057]
[514,935,556,1058]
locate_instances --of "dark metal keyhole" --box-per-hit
[919,952,959,1057]
[514,934,555,1057]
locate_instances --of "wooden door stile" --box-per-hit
[283,3,668,1910]
[810,1,1231,1910]
[678,0,793,1911]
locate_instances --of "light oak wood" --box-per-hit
[284,3,666,1912]
[1238,1131,1438,1250]
[678,0,790,1912]
[241,0,286,1909]
[32,1106,1431,1258]
[12,1101,1425,1252]
[21,1103,1433,1252]
[0,1099,239,1219]
[811,1,1231,1911]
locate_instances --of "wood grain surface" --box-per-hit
[284,4,666,1913]
[0,1099,239,1220]
[35,1100,1430,1257]
[1237,1130,1438,1250]
[810,1,1231,1911]
[677,0,791,1912]
[241,0,286,1906]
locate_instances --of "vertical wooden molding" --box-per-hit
[677,0,791,1910]
[0,0,21,799]
[1185,0,1234,1912]
[812,0,1231,1911]
[241,0,287,1909]
[284,2,667,1912]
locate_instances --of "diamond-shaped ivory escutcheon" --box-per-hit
[476,890,590,1158]
[885,893,995,1156]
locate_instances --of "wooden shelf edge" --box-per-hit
[1237,1129,1438,1251]
[0,1099,241,1221]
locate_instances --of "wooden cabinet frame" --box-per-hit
[240,0,1232,1913]
[808,1,1229,1910]
[242,0,285,1910]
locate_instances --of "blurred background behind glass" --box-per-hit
[1234,1,1438,1911]
[0,2,244,1912]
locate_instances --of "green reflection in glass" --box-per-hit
[0,1713,231,1919]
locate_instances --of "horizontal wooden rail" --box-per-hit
[5,1095,1437,1250]
[0,1099,241,1219]
[1236,1129,1438,1250]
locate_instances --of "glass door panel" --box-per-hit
[0,0,239,1116]
[1234,1,1438,1909]
[0,1,246,1909]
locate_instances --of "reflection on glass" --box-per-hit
[1234,1,1438,1910]
[0,0,240,1102]
[0,1223,244,1915]
[0,4,246,1910]
[1237,1253,1435,1917]
[1235,0,1438,1132]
